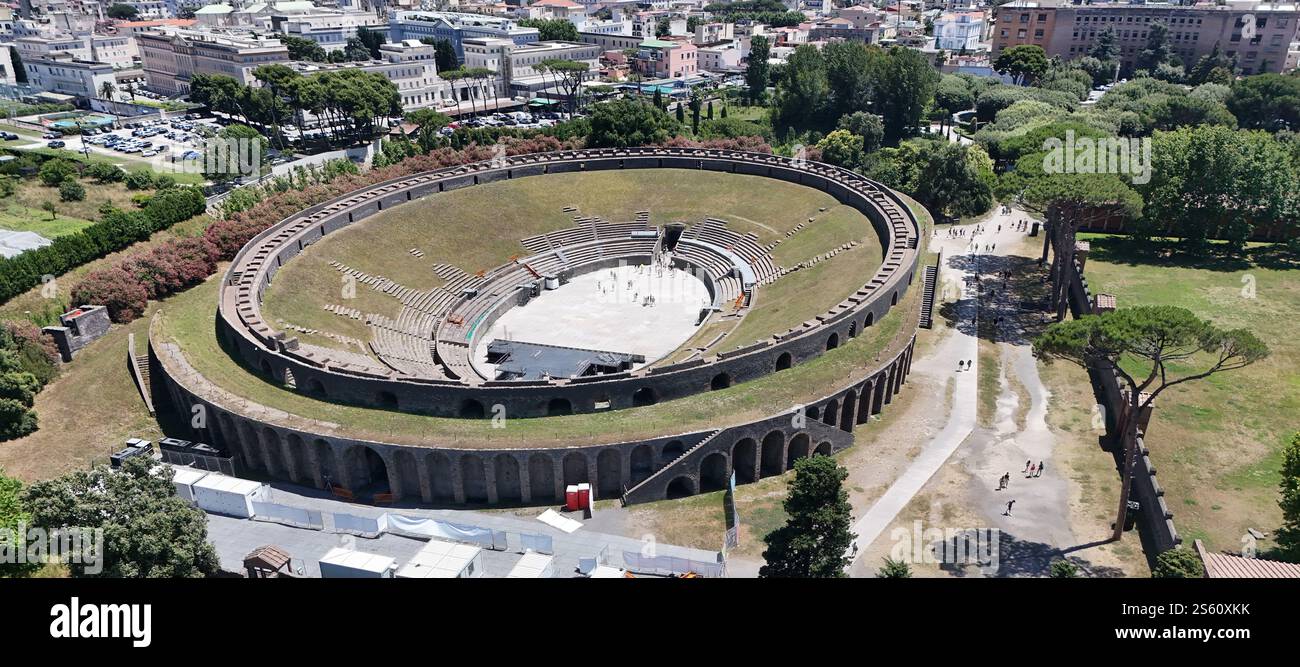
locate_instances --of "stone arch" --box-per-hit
[460,454,488,503]
[377,390,399,409]
[632,387,658,407]
[284,433,309,484]
[840,391,857,433]
[305,378,326,397]
[806,405,820,421]
[597,449,622,498]
[710,372,732,391]
[630,445,654,485]
[562,451,589,486]
[237,420,260,471]
[260,426,287,478]
[872,376,888,414]
[787,432,810,468]
[891,291,898,306]
[259,358,274,378]
[393,449,421,501]
[733,437,758,483]
[428,452,455,502]
[666,476,696,499]
[459,399,485,419]
[857,383,874,424]
[822,399,839,427]
[661,440,686,465]
[546,398,572,416]
[826,332,840,351]
[775,352,792,371]
[529,454,557,504]
[700,452,728,492]
[349,446,390,492]
[815,441,833,456]
[761,430,785,477]
[495,454,522,503]
[848,321,858,338]
[864,311,875,327]
[313,438,338,486]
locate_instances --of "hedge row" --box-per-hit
[0,185,207,304]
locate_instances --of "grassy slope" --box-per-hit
[1072,234,1300,553]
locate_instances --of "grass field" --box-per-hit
[1068,234,1300,554]
[261,168,879,356]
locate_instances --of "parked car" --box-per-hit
[47,140,65,148]
[0,132,18,141]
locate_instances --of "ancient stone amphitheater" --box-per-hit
[151,147,925,507]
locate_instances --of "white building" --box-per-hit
[23,51,117,99]
[270,9,390,52]
[138,28,289,94]
[932,9,985,52]
[462,36,599,95]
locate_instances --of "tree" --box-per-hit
[1089,27,1120,63]
[994,45,1049,85]
[774,44,830,132]
[1136,22,1175,73]
[874,46,939,145]
[420,38,459,73]
[40,201,56,221]
[1189,43,1234,85]
[0,468,38,577]
[837,111,884,153]
[518,18,580,42]
[877,557,913,578]
[542,59,590,115]
[1276,433,1300,562]
[586,98,679,148]
[746,35,771,103]
[1001,159,1142,319]
[1139,126,1294,253]
[1226,74,1300,132]
[356,26,386,60]
[281,34,327,62]
[9,47,26,84]
[1152,547,1203,578]
[38,158,77,187]
[759,455,854,578]
[1035,306,1269,542]
[22,458,220,578]
[98,80,116,101]
[816,129,866,170]
[106,3,138,19]
[58,177,85,202]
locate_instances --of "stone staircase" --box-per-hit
[919,262,938,330]
[621,429,722,505]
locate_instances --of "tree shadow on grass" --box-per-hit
[1084,235,1300,273]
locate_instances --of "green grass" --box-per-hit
[0,204,92,238]
[158,267,916,449]
[1076,233,1300,554]
[261,168,878,355]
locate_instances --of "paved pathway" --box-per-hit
[847,227,983,563]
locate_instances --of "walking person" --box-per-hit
[1024,459,1031,472]
[1004,499,1015,516]
[1035,461,1044,478]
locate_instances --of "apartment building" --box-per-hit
[933,9,987,51]
[992,1,1300,75]
[22,51,116,98]
[388,11,539,61]
[462,37,599,95]
[138,28,289,94]
[270,9,390,52]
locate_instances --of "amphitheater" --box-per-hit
[149,147,926,507]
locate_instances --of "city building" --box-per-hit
[992,0,1300,75]
[138,28,289,95]
[632,37,697,78]
[933,9,986,52]
[463,36,599,96]
[269,8,390,52]
[388,11,540,61]
[22,51,116,98]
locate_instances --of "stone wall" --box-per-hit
[42,305,112,362]
[1065,258,1181,555]
[151,329,916,506]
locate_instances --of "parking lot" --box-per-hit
[31,114,223,165]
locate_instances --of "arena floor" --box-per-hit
[474,262,711,373]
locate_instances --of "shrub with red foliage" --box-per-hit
[71,266,149,323]
[661,135,773,154]
[122,236,219,300]
[2,320,59,368]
